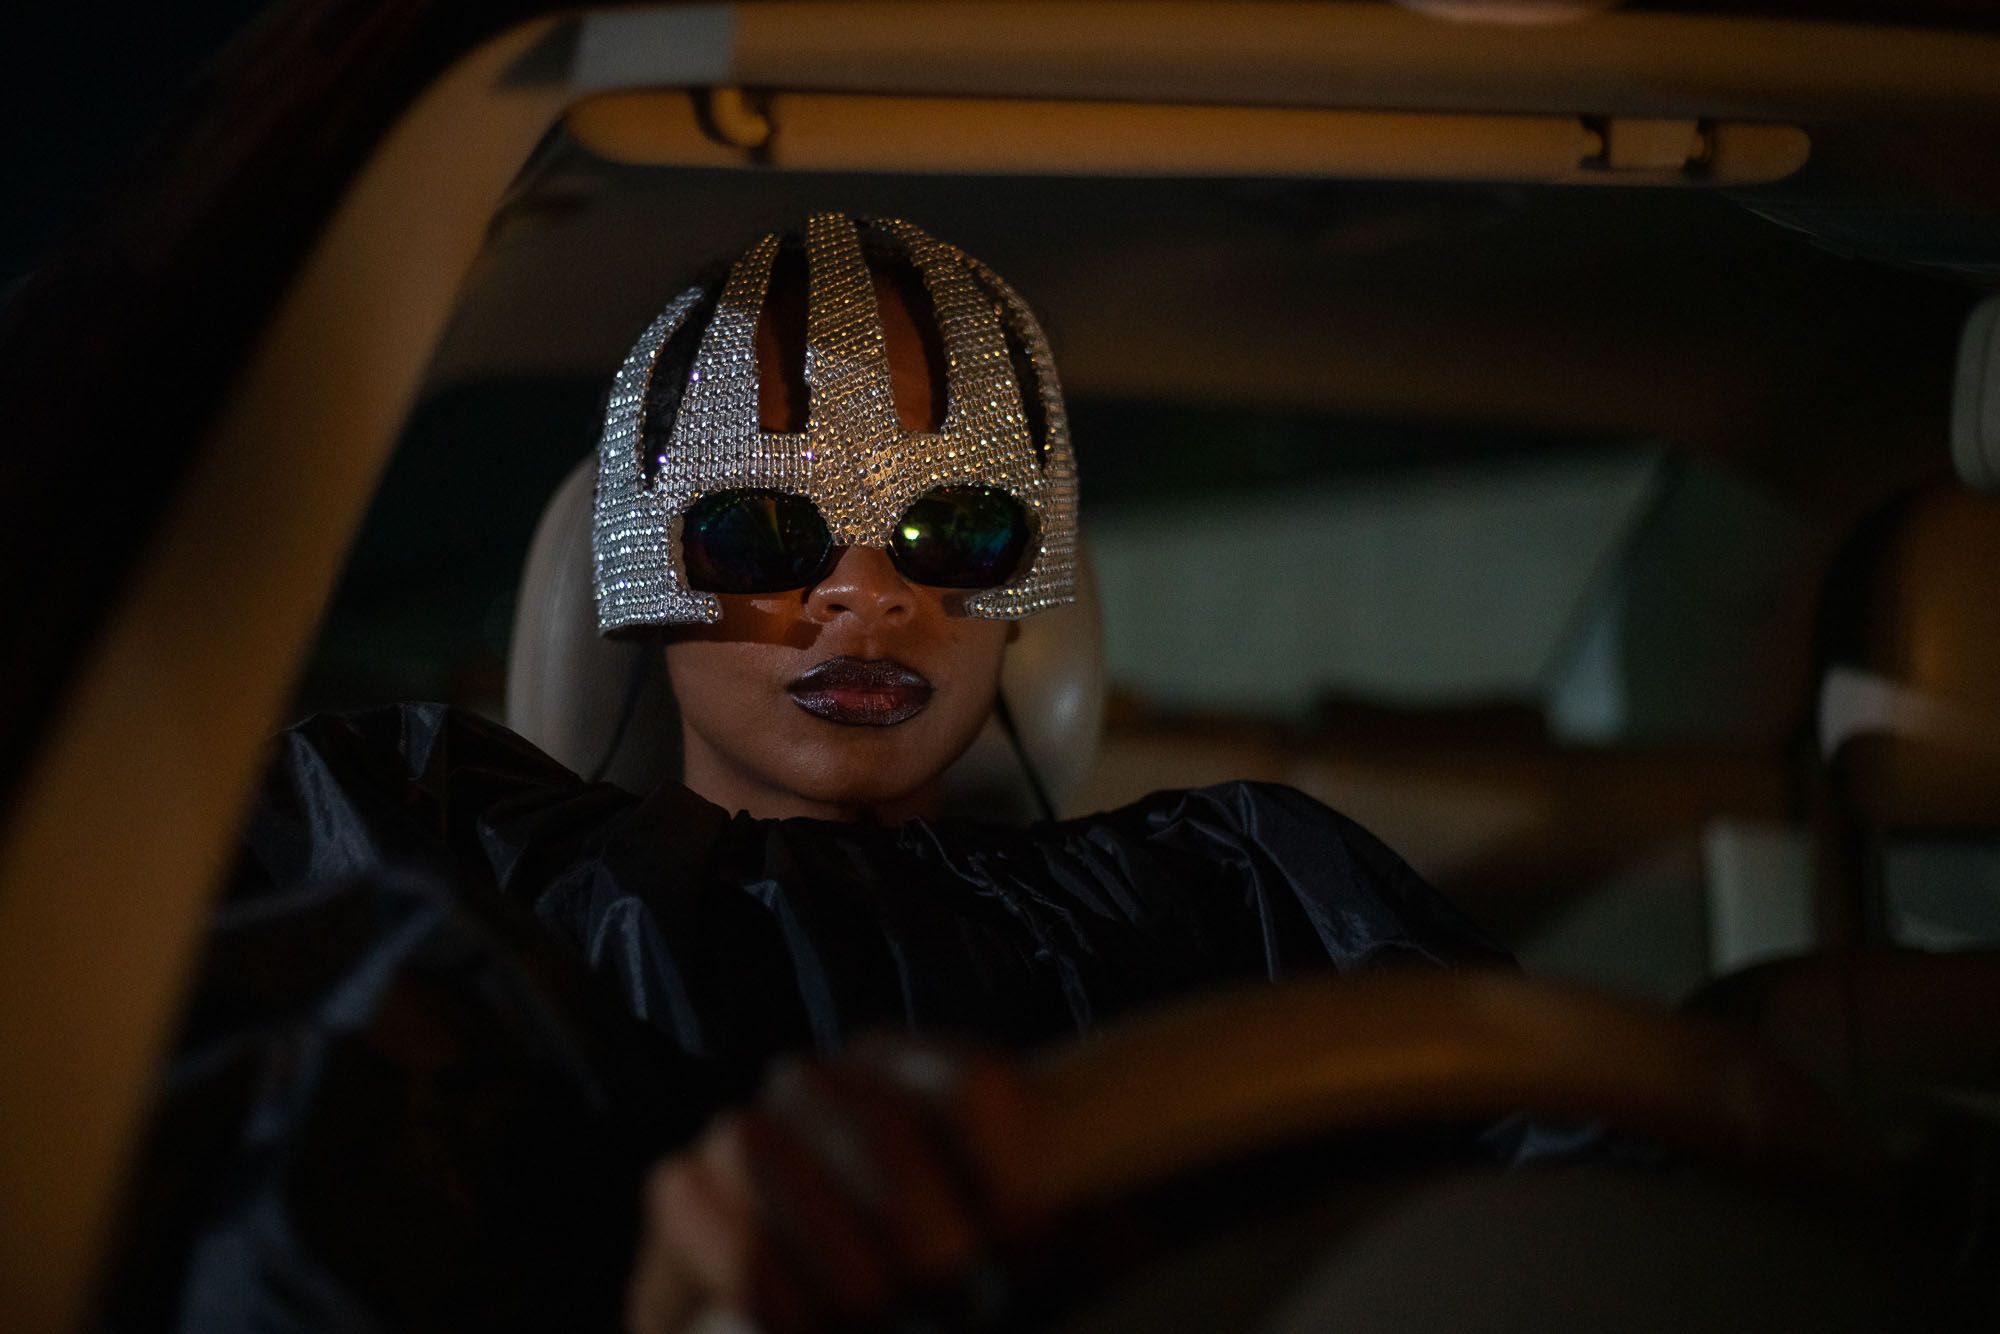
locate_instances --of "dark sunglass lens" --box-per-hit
[682,490,831,593]
[890,486,1032,589]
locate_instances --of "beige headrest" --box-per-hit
[1953,295,2000,493]
[1819,487,2000,827]
[505,458,1105,819]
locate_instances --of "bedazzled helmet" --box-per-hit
[593,213,1078,631]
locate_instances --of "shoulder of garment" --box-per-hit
[239,703,1505,1053]
[537,764,1512,1067]
[109,702,710,1332]
[109,704,1530,1329]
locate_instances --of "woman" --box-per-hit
[110,215,1505,1333]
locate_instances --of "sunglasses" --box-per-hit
[682,484,1033,595]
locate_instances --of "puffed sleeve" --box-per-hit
[1071,779,1511,977]
[233,701,636,903]
[101,704,718,1332]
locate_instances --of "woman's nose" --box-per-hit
[803,546,916,626]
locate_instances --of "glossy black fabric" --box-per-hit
[105,702,1506,1332]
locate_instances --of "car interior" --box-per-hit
[4,2,2000,1329]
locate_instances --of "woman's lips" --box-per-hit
[785,657,934,726]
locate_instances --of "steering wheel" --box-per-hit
[1016,969,1880,1215]
[912,971,1897,1333]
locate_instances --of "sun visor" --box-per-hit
[1954,296,2000,493]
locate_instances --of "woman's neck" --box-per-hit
[678,730,941,824]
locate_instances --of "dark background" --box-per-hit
[3,5,270,291]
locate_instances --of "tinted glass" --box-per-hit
[682,489,833,593]
[890,486,1032,589]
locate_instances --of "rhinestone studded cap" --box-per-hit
[593,214,1079,631]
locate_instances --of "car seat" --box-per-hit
[1685,476,2000,1308]
[1689,484,2000,1090]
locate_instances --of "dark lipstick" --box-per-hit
[786,657,933,726]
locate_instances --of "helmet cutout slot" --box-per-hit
[861,237,950,435]
[755,235,811,433]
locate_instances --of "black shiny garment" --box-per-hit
[106,703,1506,1332]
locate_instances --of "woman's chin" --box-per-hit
[777,731,958,814]
[784,763,935,814]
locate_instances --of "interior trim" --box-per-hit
[569,90,1810,185]
[0,21,570,1329]
[576,1,2000,120]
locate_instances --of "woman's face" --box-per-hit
[663,266,1015,822]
